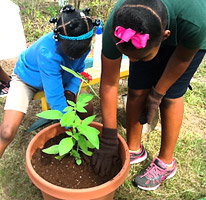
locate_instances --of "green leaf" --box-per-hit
[66,130,72,136]
[76,159,82,165]
[77,101,88,108]
[61,65,83,80]
[78,135,88,152]
[78,93,93,104]
[61,66,99,99]
[55,155,65,160]
[72,133,79,140]
[76,105,87,113]
[77,125,100,149]
[82,115,96,126]
[63,106,74,112]
[73,115,81,128]
[37,110,63,120]
[60,111,76,127]
[67,100,76,107]
[71,149,80,159]
[79,138,93,156]
[86,140,95,149]
[42,145,59,154]
[76,100,88,111]
[59,137,74,156]
[82,150,93,156]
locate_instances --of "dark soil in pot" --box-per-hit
[31,132,122,189]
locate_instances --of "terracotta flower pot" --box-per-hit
[26,122,130,200]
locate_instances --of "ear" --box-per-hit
[163,30,171,40]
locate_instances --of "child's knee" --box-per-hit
[161,97,183,109]
[0,124,16,144]
[128,89,149,101]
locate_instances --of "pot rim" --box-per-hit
[26,122,130,199]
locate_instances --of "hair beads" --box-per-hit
[49,5,101,42]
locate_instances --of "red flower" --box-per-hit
[80,72,92,82]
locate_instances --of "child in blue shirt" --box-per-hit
[0,5,99,158]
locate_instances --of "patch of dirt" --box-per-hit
[0,57,18,75]
[0,42,33,75]
[31,132,122,189]
[182,103,206,139]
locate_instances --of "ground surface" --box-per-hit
[0,54,205,200]
[1,57,205,137]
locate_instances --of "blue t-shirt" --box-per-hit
[14,32,90,112]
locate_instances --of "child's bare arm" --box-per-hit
[100,54,122,129]
[91,54,122,176]
[155,44,200,95]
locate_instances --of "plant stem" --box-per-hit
[76,81,83,103]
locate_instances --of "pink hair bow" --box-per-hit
[114,26,150,49]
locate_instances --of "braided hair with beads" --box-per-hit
[50,5,100,59]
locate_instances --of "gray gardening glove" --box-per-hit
[92,127,120,177]
[139,87,164,125]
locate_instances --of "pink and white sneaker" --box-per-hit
[129,144,147,165]
[0,82,10,97]
[133,158,177,190]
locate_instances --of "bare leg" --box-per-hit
[158,97,184,164]
[0,66,11,83]
[126,88,150,151]
[0,110,24,158]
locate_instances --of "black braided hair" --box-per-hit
[50,5,99,59]
[112,0,168,51]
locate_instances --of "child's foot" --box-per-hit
[133,158,177,190]
[130,144,147,164]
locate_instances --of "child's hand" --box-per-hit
[139,87,164,124]
[91,127,120,177]
[64,91,75,102]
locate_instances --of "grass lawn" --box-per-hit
[0,1,206,199]
[0,59,205,200]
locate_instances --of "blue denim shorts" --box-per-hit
[128,46,206,98]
